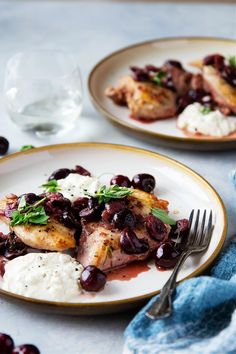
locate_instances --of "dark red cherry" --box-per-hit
[105,200,126,214]
[222,65,236,87]
[188,89,208,102]
[19,193,40,205]
[4,233,27,260]
[101,200,126,224]
[171,218,190,238]
[132,174,156,193]
[48,168,71,181]
[110,175,131,188]
[80,265,106,292]
[0,333,14,354]
[50,197,71,211]
[72,165,91,176]
[79,198,103,221]
[146,215,169,242]
[0,233,7,253]
[203,54,225,70]
[130,66,149,82]
[79,207,97,220]
[113,209,136,230]
[177,93,193,112]
[59,211,81,230]
[145,65,159,72]
[73,197,89,212]
[176,219,190,234]
[155,242,180,269]
[165,60,183,69]
[0,137,9,155]
[43,195,71,220]
[120,228,149,254]
[12,344,40,354]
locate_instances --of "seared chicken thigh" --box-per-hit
[0,197,76,251]
[105,76,177,120]
[202,65,236,114]
[77,189,170,271]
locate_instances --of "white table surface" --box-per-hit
[0,1,236,353]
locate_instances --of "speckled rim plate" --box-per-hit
[0,143,227,315]
[88,37,236,151]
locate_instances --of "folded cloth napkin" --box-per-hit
[124,239,236,354]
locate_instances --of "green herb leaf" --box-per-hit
[10,197,49,226]
[20,145,35,152]
[41,179,59,193]
[200,106,212,115]
[151,208,176,225]
[151,71,167,86]
[88,185,133,204]
[228,55,236,68]
[105,245,113,258]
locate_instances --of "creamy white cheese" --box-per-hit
[177,103,236,137]
[2,253,83,302]
[57,173,101,202]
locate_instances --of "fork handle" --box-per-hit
[146,250,191,319]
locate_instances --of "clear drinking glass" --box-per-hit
[4,50,83,137]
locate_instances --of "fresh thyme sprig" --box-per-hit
[200,106,212,115]
[41,179,60,193]
[151,208,176,225]
[10,196,49,226]
[151,71,167,86]
[228,55,236,68]
[20,145,35,152]
[87,185,133,204]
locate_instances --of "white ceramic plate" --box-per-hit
[89,37,236,150]
[0,143,227,315]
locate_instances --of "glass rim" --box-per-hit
[5,49,81,81]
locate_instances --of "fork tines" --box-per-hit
[187,209,213,248]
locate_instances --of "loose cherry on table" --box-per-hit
[12,345,40,354]
[0,333,14,354]
[0,137,9,155]
[0,333,40,354]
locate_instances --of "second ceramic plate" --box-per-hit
[89,37,236,150]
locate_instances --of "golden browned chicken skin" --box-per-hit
[202,65,236,114]
[0,197,76,251]
[105,76,177,121]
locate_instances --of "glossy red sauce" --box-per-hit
[107,260,150,281]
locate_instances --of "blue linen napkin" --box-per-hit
[124,240,236,354]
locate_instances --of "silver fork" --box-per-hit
[145,209,214,320]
